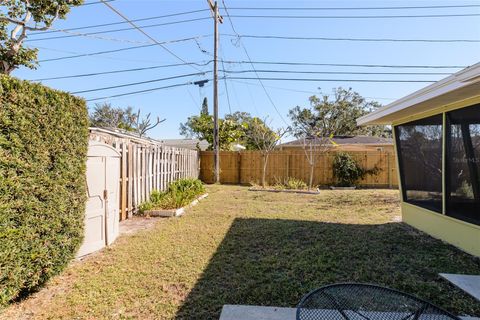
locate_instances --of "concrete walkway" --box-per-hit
[440,274,480,301]
[219,305,480,320]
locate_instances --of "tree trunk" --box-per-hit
[309,162,314,190]
[262,154,268,187]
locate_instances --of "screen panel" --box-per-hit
[446,103,480,225]
[395,115,443,213]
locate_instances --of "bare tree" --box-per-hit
[249,118,289,187]
[289,95,345,189]
[135,110,165,137]
[302,135,333,190]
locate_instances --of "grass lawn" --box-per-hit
[2,185,480,319]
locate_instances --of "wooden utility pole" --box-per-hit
[207,0,223,183]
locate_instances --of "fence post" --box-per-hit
[127,143,133,219]
[120,142,127,221]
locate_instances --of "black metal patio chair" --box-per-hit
[297,283,460,320]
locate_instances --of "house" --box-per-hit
[278,135,394,153]
[89,127,164,146]
[358,62,480,256]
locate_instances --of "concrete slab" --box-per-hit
[440,273,480,301]
[219,305,480,320]
[219,305,296,320]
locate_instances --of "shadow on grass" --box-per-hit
[175,218,480,319]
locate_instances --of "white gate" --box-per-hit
[77,142,121,257]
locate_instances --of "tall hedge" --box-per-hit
[0,75,89,306]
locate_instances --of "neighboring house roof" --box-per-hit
[159,138,209,150]
[89,127,163,145]
[279,135,393,147]
[358,62,480,126]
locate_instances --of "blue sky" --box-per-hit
[12,0,480,140]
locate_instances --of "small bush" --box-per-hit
[285,177,308,190]
[0,76,89,306]
[139,178,205,213]
[332,152,380,187]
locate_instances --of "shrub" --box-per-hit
[285,177,308,190]
[332,152,380,187]
[139,178,205,213]
[0,76,89,306]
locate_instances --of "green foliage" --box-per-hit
[201,97,209,115]
[225,112,278,150]
[332,152,380,187]
[272,177,308,190]
[139,179,205,212]
[89,103,137,131]
[179,109,276,151]
[89,103,164,138]
[285,177,308,190]
[289,87,391,139]
[0,75,89,306]
[0,0,83,73]
[179,112,244,151]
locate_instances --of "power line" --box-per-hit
[222,60,467,69]
[30,60,465,81]
[219,44,232,114]
[73,73,437,96]
[230,79,396,100]
[26,17,211,42]
[99,0,202,71]
[226,76,436,83]
[228,13,480,19]
[222,69,452,76]
[31,61,213,81]
[82,0,114,5]
[33,9,211,35]
[83,75,436,103]
[34,68,451,86]
[85,82,195,102]
[223,34,480,43]
[37,36,207,62]
[226,4,480,11]
[221,0,288,126]
[38,44,155,62]
[72,72,209,94]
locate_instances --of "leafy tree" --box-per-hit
[180,107,279,151]
[90,103,137,131]
[288,87,390,189]
[179,111,244,151]
[201,97,209,115]
[0,0,83,74]
[292,88,391,138]
[225,111,277,150]
[89,103,164,137]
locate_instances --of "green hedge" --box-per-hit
[0,75,89,306]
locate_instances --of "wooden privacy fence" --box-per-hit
[200,150,398,188]
[90,129,199,221]
[115,144,199,220]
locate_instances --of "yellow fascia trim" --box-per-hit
[392,95,480,126]
[402,202,480,256]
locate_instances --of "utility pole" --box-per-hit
[207,0,223,183]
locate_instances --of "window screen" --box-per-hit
[395,115,443,213]
[446,104,480,225]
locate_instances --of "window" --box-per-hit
[395,115,443,213]
[446,104,480,225]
